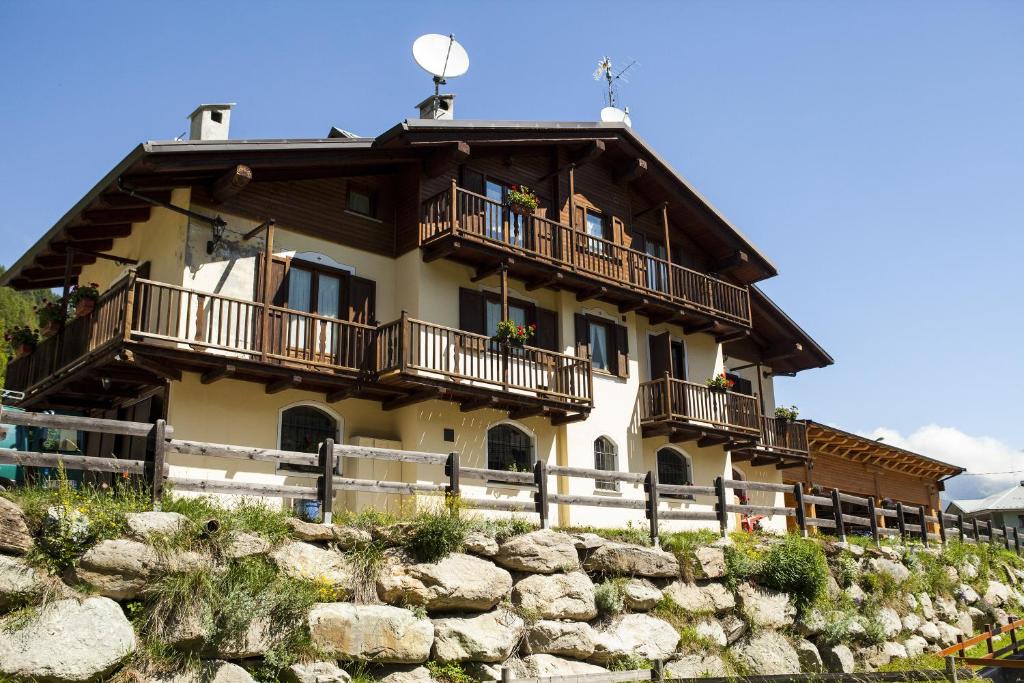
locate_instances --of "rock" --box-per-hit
[308,603,434,663]
[961,562,978,580]
[955,610,975,636]
[571,533,607,551]
[378,553,512,612]
[283,661,352,683]
[736,582,796,628]
[494,530,578,574]
[917,621,941,642]
[525,620,596,659]
[155,661,255,683]
[721,613,748,645]
[798,609,826,637]
[991,607,1011,627]
[903,635,929,657]
[846,619,866,639]
[860,641,907,669]
[845,583,866,604]
[946,565,960,583]
[582,542,679,578]
[936,622,961,645]
[224,531,271,559]
[918,592,935,619]
[512,571,596,620]
[464,531,499,557]
[695,618,727,647]
[868,558,910,583]
[826,575,842,600]
[287,517,335,542]
[877,606,903,639]
[902,613,922,632]
[822,644,855,673]
[663,581,734,614]
[591,614,680,663]
[271,541,350,588]
[622,578,661,610]
[984,580,1013,607]
[0,596,136,682]
[733,631,801,675]
[795,639,823,674]
[333,525,372,549]
[377,665,432,683]
[72,538,162,599]
[432,610,525,663]
[934,595,959,621]
[665,654,727,678]
[523,654,608,677]
[695,546,725,578]
[125,511,188,539]
[0,497,32,554]
[0,554,44,607]
[164,549,211,574]
[905,593,919,611]
[214,617,275,659]
[162,608,211,652]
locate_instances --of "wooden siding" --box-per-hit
[783,450,938,509]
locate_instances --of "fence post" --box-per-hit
[896,502,907,541]
[1011,617,1019,654]
[973,518,981,544]
[1015,527,1021,556]
[645,469,660,547]
[920,508,929,547]
[986,623,995,655]
[944,655,958,683]
[714,476,728,537]
[867,496,880,546]
[1005,525,1013,552]
[793,484,807,538]
[149,418,167,510]
[958,513,967,542]
[445,452,460,499]
[318,438,334,525]
[650,659,664,683]
[938,509,948,546]
[830,488,846,542]
[534,460,549,529]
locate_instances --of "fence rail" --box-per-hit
[0,408,1012,554]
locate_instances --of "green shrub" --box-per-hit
[562,521,652,546]
[660,529,719,581]
[830,553,859,589]
[607,655,651,671]
[723,544,763,589]
[757,535,828,611]
[816,612,853,647]
[474,516,534,543]
[403,499,469,563]
[594,578,626,616]
[426,661,475,683]
[159,495,292,553]
[860,617,886,646]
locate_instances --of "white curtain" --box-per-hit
[316,274,340,358]
[590,322,609,372]
[287,268,312,351]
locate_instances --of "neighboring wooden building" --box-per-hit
[781,421,962,529]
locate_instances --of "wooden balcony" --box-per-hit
[639,375,761,447]
[420,184,752,334]
[732,417,809,467]
[5,277,592,422]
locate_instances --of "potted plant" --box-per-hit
[705,372,735,392]
[36,301,66,337]
[493,320,536,348]
[5,326,39,359]
[775,405,800,422]
[68,283,100,318]
[505,184,539,217]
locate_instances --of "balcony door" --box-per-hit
[649,331,686,381]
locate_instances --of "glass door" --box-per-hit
[645,238,668,293]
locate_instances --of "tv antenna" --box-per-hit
[413,33,470,101]
[594,56,636,127]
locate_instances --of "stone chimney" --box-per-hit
[188,103,235,141]
[416,94,455,120]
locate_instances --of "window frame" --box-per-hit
[583,208,614,256]
[485,422,536,477]
[657,446,694,500]
[346,185,378,219]
[593,436,619,492]
[276,402,343,476]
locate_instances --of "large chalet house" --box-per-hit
[1,102,835,531]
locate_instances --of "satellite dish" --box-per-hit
[600,106,632,128]
[413,34,469,80]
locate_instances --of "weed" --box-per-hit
[594,578,627,617]
[158,495,292,556]
[403,497,469,563]
[427,660,475,683]
[723,544,763,590]
[559,521,652,547]
[475,516,534,543]
[344,540,387,603]
[757,535,828,612]
[607,655,651,671]
[830,553,859,588]
[659,529,718,581]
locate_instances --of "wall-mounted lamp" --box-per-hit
[206,217,229,254]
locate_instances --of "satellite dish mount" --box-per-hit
[594,56,637,127]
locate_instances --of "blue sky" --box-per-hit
[1,2,1021,498]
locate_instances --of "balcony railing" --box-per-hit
[6,277,592,411]
[421,183,752,327]
[758,416,809,456]
[639,375,761,436]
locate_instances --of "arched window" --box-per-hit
[487,424,534,473]
[280,405,338,454]
[594,437,618,491]
[657,447,693,499]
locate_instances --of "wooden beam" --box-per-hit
[525,272,564,291]
[422,240,461,263]
[210,164,253,203]
[618,298,649,314]
[751,455,782,467]
[762,343,803,363]
[551,412,588,426]
[133,359,181,383]
[509,406,546,420]
[613,158,648,184]
[64,223,133,241]
[575,285,607,302]
[266,375,302,394]
[326,386,360,403]
[716,329,751,344]
[712,250,750,273]
[460,396,499,413]
[570,140,606,166]
[776,460,808,470]
[80,207,152,225]
[52,238,115,253]
[201,364,236,385]
[34,252,97,268]
[684,320,718,335]
[472,258,515,283]
[383,389,439,411]
[633,201,669,220]
[698,433,730,448]
[424,141,471,178]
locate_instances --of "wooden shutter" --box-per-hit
[459,288,485,335]
[534,307,558,351]
[727,373,753,396]
[649,332,671,380]
[347,276,376,324]
[461,167,485,195]
[614,324,629,379]
[269,257,288,306]
[574,313,589,358]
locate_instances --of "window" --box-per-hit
[726,372,753,396]
[347,187,377,218]
[485,299,528,339]
[487,424,534,473]
[576,314,628,378]
[279,405,339,475]
[594,437,619,491]
[589,320,611,372]
[484,178,525,247]
[585,209,612,254]
[657,447,693,499]
[459,288,559,352]
[643,237,669,293]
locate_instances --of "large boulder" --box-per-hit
[522,654,608,677]
[694,618,727,647]
[432,610,526,663]
[732,631,801,675]
[377,553,512,612]
[917,592,935,619]
[271,542,350,588]
[0,596,136,682]
[868,558,911,584]
[525,620,597,659]
[695,546,726,578]
[795,639,823,674]
[155,660,255,683]
[665,654,727,678]
[934,595,959,621]
[213,617,275,660]
[224,531,271,559]
[0,554,45,608]
[333,525,373,549]
[283,661,352,683]
[903,635,929,658]
[984,580,1013,607]
[859,641,907,669]
[721,614,748,645]
[308,603,434,663]
[512,571,596,620]
[736,582,795,628]
[936,621,961,645]
[591,614,680,663]
[902,613,922,632]
[958,583,981,605]
[0,497,32,554]
[622,578,661,610]
[125,511,188,539]
[494,530,579,574]
[464,532,499,557]
[917,621,941,643]
[72,538,163,599]
[287,517,336,542]
[582,542,679,578]
[663,581,734,614]
[821,644,856,674]
[876,606,903,639]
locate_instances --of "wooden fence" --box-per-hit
[937,616,1024,674]
[0,408,1015,555]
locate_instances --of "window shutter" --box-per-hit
[649,331,671,379]
[459,288,485,335]
[574,313,589,358]
[574,205,586,231]
[614,324,629,378]
[534,307,558,351]
[461,167,485,195]
[347,276,376,325]
[727,373,753,396]
[611,216,625,244]
[270,258,288,306]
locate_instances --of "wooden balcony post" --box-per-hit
[1005,525,1013,551]
[661,203,673,298]
[260,221,275,362]
[123,272,137,342]
[449,178,458,233]
[645,469,660,546]
[663,372,672,419]
[534,460,549,529]
[318,437,335,525]
[399,310,410,373]
[793,483,807,537]
[867,496,880,546]
[831,488,846,542]
[714,476,728,537]
[973,517,981,544]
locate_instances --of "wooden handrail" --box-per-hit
[639,376,761,434]
[758,416,809,454]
